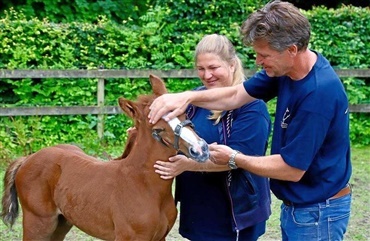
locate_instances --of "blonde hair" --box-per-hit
[194,34,245,123]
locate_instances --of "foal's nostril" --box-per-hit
[189,139,209,163]
[189,147,199,157]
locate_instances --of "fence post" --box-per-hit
[97,77,105,139]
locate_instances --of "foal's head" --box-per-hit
[118,74,209,163]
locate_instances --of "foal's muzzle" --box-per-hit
[154,116,210,163]
[188,139,209,163]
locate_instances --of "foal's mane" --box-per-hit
[132,94,156,124]
[136,94,155,107]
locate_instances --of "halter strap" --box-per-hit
[152,119,195,151]
[173,119,194,150]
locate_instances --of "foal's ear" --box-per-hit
[118,98,138,119]
[149,74,168,96]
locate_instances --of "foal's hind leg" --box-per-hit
[22,209,60,241]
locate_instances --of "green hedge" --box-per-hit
[0,4,369,162]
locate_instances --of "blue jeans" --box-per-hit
[280,193,352,241]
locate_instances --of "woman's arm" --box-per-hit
[154,155,230,180]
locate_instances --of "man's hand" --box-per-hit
[148,92,191,124]
[209,143,234,165]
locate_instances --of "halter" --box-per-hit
[152,119,194,151]
[173,119,194,150]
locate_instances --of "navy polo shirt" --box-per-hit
[243,52,351,204]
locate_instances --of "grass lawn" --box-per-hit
[0,146,369,240]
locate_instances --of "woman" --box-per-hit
[154,34,271,241]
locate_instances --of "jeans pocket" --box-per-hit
[292,207,319,226]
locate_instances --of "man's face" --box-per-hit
[252,40,293,77]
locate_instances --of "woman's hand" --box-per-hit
[154,155,195,180]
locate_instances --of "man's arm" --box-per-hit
[234,154,305,182]
[149,83,254,123]
[209,144,305,182]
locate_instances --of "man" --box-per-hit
[148,1,352,240]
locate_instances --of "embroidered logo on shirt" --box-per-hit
[281,107,290,129]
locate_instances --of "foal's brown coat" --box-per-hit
[1,75,202,241]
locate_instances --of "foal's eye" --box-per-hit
[153,128,165,133]
[152,128,164,141]
[152,128,165,141]
[153,128,165,135]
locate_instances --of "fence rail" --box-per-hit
[2,68,370,79]
[1,69,369,138]
[2,104,368,116]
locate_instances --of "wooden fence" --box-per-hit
[1,69,369,138]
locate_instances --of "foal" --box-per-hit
[1,75,209,241]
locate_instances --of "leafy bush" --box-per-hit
[0,0,149,23]
[0,3,369,163]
